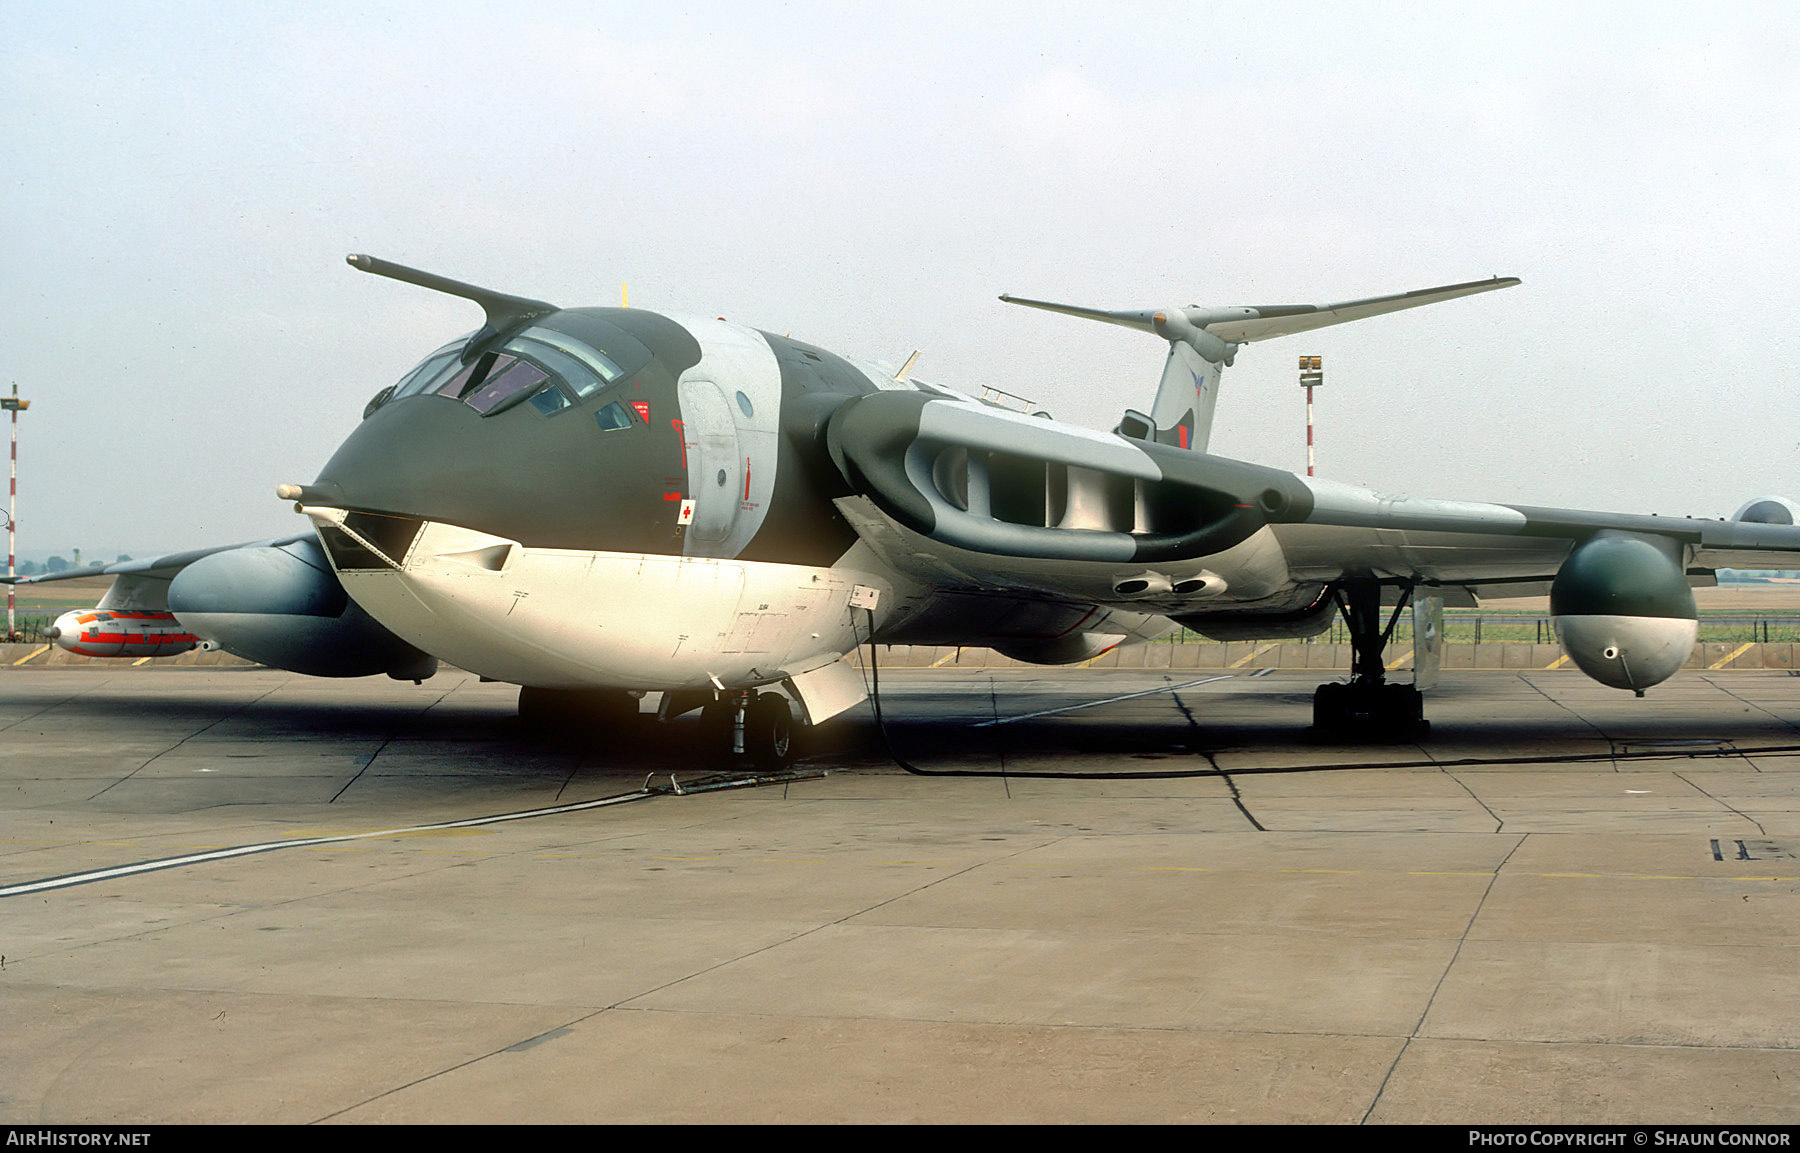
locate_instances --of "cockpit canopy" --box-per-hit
[365,314,652,421]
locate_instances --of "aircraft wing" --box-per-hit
[825,389,1800,612]
[3,534,314,610]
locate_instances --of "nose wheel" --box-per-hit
[746,692,795,768]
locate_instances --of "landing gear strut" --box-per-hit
[702,690,797,769]
[1312,580,1427,737]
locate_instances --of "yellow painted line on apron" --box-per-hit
[11,645,50,666]
[928,649,961,668]
[1228,642,1277,669]
[1075,643,1125,669]
[1545,653,1571,669]
[1708,642,1756,670]
[1386,649,1414,671]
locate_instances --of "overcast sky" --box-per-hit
[4,1,1796,560]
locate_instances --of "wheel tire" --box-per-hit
[746,692,795,769]
[1312,682,1348,730]
[1380,683,1425,729]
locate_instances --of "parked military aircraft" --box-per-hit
[16,255,1800,764]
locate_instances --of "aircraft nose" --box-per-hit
[307,396,514,529]
[301,364,676,556]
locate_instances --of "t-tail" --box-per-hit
[999,276,1518,452]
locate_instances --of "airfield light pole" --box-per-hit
[1298,356,1322,477]
[2,384,28,641]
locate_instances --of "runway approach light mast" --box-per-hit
[1298,356,1322,477]
[3,384,27,640]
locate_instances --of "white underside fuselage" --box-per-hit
[311,512,894,691]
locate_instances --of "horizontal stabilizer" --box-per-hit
[1000,276,1519,344]
[995,296,1162,334]
[1000,276,1519,455]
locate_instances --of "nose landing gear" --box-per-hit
[521,684,801,767]
[746,692,795,768]
[703,690,796,769]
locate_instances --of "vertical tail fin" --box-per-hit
[1149,335,1223,450]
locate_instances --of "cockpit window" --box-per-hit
[389,338,472,400]
[380,324,637,420]
[528,385,572,415]
[513,327,625,398]
[436,351,504,399]
[465,357,550,415]
[594,401,633,431]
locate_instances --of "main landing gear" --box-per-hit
[1312,579,1428,738]
[519,686,799,768]
[700,690,796,769]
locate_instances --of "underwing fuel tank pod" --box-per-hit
[18,253,1800,752]
[1550,533,1697,695]
[166,537,437,679]
[23,535,432,678]
[46,610,197,658]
